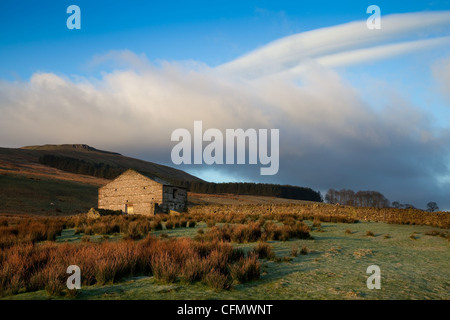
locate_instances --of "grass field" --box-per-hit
[4,220,448,300]
[0,173,98,215]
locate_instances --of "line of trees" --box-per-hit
[325,188,390,208]
[391,201,440,212]
[179,181,323,202]
[38,155,126,180]
[391,201,416,210]
[325,189,441,211]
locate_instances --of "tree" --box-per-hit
[325,189,338,204]
[426,202,439,212]
[392,201,401,209]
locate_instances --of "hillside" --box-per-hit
[0,144,203,184]
[0,144,322,216]
[188,192,316,206]
[0,144,203,215]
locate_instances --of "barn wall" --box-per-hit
[98,170,163,216]
[162,186,187,212]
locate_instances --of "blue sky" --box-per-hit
[1,1,450,210]
[1,0,449,79]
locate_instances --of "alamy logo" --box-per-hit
[366,5,381,30]
[66,265,81,290]
[67,5,81,30]
[171,121,279,175]
[366,265,381,289]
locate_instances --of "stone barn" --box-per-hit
[98,169,187,215]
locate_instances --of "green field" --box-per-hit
[4,220,449,300]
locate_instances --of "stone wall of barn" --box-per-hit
[98,169,163,216]
[162,186,187,212]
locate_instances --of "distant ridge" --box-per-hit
[1,144,203,185]
[21,144,121,155]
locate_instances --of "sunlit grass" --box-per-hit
[5,221,448,300]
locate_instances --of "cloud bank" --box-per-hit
[1,12,450,209]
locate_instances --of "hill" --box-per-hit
[21,144,121,155]
[1,144,203,184]
[0,144,322,215]
[0,144,203,215]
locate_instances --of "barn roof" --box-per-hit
[119,169,186,189]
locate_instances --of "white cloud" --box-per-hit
[218,11,450,78]
[1,11,450,209]
[316,36,450,68]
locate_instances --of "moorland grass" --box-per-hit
[1,207,448,300]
